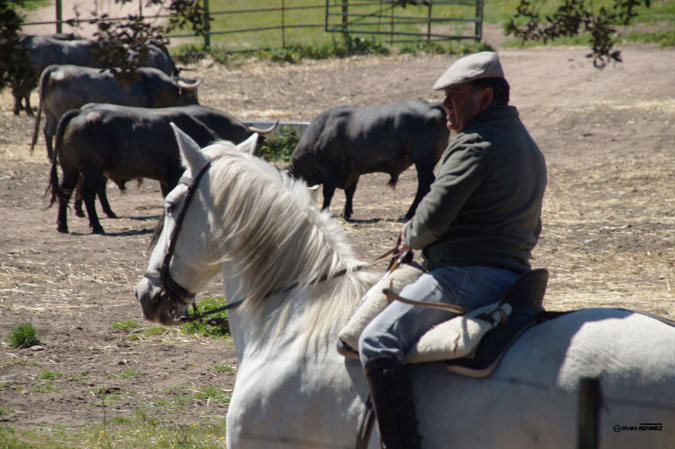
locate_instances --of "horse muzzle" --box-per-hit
[135,276,190,326]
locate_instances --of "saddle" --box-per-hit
[337,267,550,379]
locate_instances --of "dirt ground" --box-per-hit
[0,39,674,437]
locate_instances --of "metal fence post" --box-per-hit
[475,0,483,41]
[427,2,432,42]
[281,0,286,48]
[203,0,211,49]
[55,0,62,33]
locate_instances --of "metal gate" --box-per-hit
[325,0,483,43]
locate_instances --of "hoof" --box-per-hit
[91,226,105,235]
[106,212,118,219]
[57,224,69,234]
[75,210,85,218]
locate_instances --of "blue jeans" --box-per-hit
[358,266,518,364]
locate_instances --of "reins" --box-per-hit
[156,156,406,326]
[179,246,400,325]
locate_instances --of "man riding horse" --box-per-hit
[358,51,548,449]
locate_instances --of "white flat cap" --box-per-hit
[432,51,505,91]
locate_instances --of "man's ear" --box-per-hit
[479,88,494,111]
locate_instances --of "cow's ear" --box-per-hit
[171,122,206,170]
[237,132,258,155]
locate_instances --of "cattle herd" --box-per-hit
[17,33,452,234]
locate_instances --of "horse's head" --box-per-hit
[135,124,258,325]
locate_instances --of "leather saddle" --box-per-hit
[445,268,549,378]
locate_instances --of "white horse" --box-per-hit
[135,126,675,449]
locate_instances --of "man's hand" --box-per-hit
[398,221,411,254]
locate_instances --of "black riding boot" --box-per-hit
[364,357,422,449]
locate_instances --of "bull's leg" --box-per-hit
[24,96,34,117]
[404,164,435,220]
[321,182,336,215]
[12,94,21,115]
[74,178,86,217]
[98,178,117,219]
[343,178,359,221]
[57,172,78,233]
[81,175,105,234]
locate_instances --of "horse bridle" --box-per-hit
[155,160,230,321]
[155,157,408,325]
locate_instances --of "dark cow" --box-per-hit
[12,34,177,116]
[287,100,449,220]
[69,103,277,219]
[49,107,219,234]
[31,64,201,159]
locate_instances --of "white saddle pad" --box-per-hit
[337,264,511,364]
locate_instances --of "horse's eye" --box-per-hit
[166,202,176,214]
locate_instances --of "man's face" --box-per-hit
[442,83,489,133]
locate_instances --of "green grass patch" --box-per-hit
[30,383,58,393]
[110,319,140,332]
[19,0,50,12]
[6,322,41,349]
[108,369,143,380]
[142,326,166,337]
[208,363,235,374]
[179,297,231,337]
[171,0,674,59]
[38,370,63,381]
[623,29,675,47]
[0,417,228,449]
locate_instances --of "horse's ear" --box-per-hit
[237,132,258,155]
[171,122,206,170]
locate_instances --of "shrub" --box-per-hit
[257,126,300,162]
[6,322,41,349]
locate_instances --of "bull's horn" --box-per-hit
[176,77,203,90]
[248,119,279,135]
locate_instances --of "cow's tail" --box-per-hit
[47,109,78,207]
[30,66,55,154]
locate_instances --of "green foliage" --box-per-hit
[0,0,31,95]
[256,126,300,162]
[6,322,41,349]
[504,0,653,67]
[179,297,230,337]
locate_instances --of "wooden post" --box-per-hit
[55,0,62,33]
[577,377,601,449]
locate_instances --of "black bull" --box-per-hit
[31,64,200,160]
[49,104,275,234]
[13,34,176,116]
[287,100,449,220]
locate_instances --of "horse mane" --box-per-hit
[204,143,378,344]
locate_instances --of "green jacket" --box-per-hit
[405,105,547,273]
